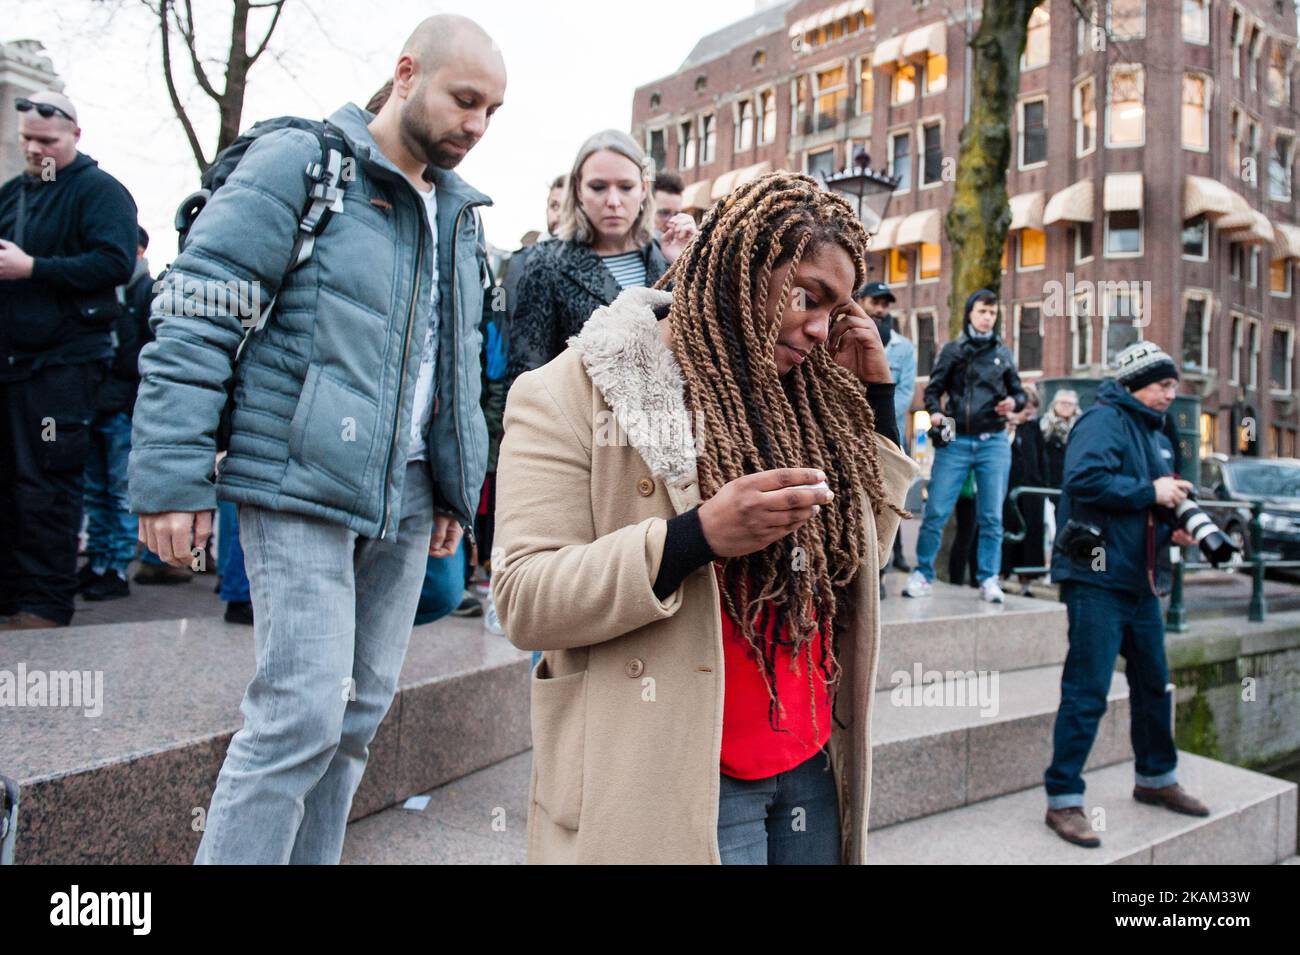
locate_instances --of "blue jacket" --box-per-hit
[130,104,491,539]
[883,322,916,428]
[1050,378,1176,595]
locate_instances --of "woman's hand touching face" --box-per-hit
[828,297,893,385]
[769,243,863,376]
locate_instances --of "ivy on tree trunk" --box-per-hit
[945,0,1040,338]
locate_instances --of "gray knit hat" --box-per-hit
[1114,341,1179,392]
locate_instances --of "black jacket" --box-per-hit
[0,153,138,379]
[1050,379,1176,596]
[99,257,155,414]
[507,237,669,382]
[924,292,1026,436]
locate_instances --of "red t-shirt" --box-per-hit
[716,564,832,780]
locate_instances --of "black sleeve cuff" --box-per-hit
[652,505,717,600]
[866,382,901,448]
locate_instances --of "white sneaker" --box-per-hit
[902,571,932,598]
[979,578,1005,604]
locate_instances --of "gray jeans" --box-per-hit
[195,462,434,864]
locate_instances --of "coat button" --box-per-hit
[637,477,655,496]
[625,658,645,678]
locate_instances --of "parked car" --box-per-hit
[1199,454,1300,562]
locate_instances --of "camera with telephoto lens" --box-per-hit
[1170,493,1239,567]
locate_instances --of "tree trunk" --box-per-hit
[944,1,1039,338]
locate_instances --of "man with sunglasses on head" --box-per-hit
[0,91,139,630]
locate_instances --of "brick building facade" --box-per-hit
[631,0,1300,457]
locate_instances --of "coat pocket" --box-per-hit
[286,365,379,493]
[529,660,587,831]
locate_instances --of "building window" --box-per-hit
[1104,285,1142,365]
[695,74,708,92]
[1022,4,1050,69]
[1020,97,1047,167]
[1182,293,1210,371]
[914,311,937,376]
[1270,45,1292,105]
[1182,214,1208,259]
[1071,291,1094,368]
[1107,65,1144,146]
[918,243,941,281]
[1075,77,1096,156]
[1248,319,1261,390]
[736,99,754,151]
[890,130,912,191]
[648,128,666,174]
[1230,107,1243,175]
[857,58,874,115]
[1248,118,1261,178]
[758,90,777,144]
[1230,314,1244,385]
[1018,228,1046,269]
[1182,74,1209,150]
[752,49,767,70]
[1076,222,1094,262]
[1250,247,1260,287]
[649,92,662,111]
[678,120,696,168]
[1270,133,1294,202]
[700,114,716,165]
[1108,0,1145,39]
[815,64,849,128]
[1271,258,1292,297]
[807,147,836,180]
[888,248,910,285]
[892,62,917,104]
[921,121,943,186]
[925,51,947,94]
[1182,0,1208,44]
[1250,28,1264,93]
[1016,303,1044,372]
[1230,241,1244,279]
[1104,209,1142,256]
[1231,9,1244,78]
[1271,326,1295,391]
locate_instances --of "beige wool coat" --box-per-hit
[492,286,919,864]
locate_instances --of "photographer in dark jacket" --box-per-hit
[903,289,1025,604]
[0,91,138,629]
[1043,342,1208,848]
[79,226,156,602]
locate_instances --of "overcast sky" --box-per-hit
[6,0,755,262]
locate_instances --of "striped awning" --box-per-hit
[873,33,904,63]
[789,0,871,37]
[868,214,904,251]
[1224,209,1276,246]
[1216,190,1256,231]
[708,161,773,201]
[895,207,942,246]
[1009,191,1046,231]
[902,20,946,58]
[1183,175,1236,219]
[710,169,741,201]
[680,178,713,211]
[1103,172,1143,212]
[1043,178,1094,224]
[1274,222,1300,260]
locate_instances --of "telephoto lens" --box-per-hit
[1174,496,1239,567]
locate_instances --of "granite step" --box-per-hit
[869,664,1133,828]
[865,752,1298,865]
[876,581,1068,691]
[1,614,530,864]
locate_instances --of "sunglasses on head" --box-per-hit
[15,98,75,123]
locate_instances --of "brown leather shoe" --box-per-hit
[133,563,194,585]
[1133,783,1210,816]
[0,612,63,631]
[1045,807,1101,847]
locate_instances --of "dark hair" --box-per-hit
[653,171,684,196]
[549,174,567,191]
[971,290,998,307]
[137,225,149,250]
[365,79,393,114]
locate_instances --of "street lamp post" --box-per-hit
[818,146,901,238]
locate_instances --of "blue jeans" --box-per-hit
[1044,582,1178,808]
[413,538,466,625]
[195,462,433,864]
[217,501,250,603]
[716,749,841,864]
[82,411,138,576]
[915,433,1011,584]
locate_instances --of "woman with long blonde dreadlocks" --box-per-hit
[492,171,918,864]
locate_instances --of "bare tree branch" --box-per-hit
[248,0,287,65]
[177,0,221,100]
[157,0,210,170]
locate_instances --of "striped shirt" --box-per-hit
[599,250,647,290]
